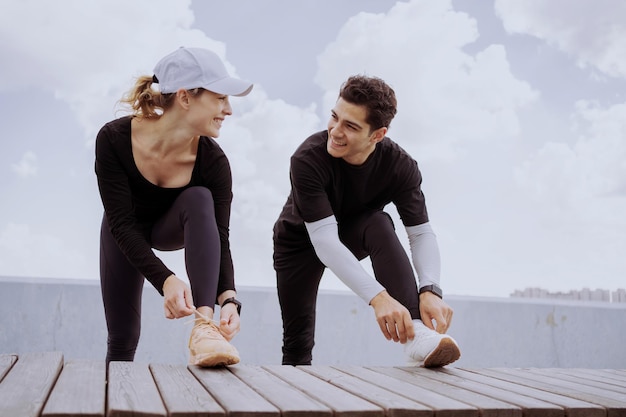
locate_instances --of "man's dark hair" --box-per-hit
[338,75,397,131]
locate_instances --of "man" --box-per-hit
[273,75,461,367]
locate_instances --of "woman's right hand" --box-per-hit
[162,274,195,319]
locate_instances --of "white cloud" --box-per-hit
[505,98,626,294]
[0,0,232,141]
[11,151,38,178]
[315,0,538,161]
[494,0,626,78]
[516,100,626,225]
[216,90,323,286]
[0,223,90,279]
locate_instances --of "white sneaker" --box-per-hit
[404,319,461,367]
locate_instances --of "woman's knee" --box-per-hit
[179,186,214,204]
[108,330,140,349]
[178,187,216,219]
[107,332,140,362]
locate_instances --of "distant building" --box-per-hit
[614,288,626,303]
[511,287,626,303]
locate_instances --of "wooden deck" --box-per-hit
[1,352,625,416]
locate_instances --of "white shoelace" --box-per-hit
[185,308,219,326]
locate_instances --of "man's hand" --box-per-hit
[369,290,415,343]
[419,291,453,333]
[162,274,195,319]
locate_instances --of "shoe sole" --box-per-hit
[423,337,461,368]
[190,352,240,367]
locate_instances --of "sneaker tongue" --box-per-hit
[196,321,222,339]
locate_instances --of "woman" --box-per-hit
[95,47,252,367]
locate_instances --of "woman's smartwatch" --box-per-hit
[221,297,242,316]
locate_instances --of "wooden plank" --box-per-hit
[554,368,626,386]
[0,351,64,417]
[229,365,333,416]
[263,365,384,416]
[189,364,279,416]
[399,367,566,417]
[524,368,626,393]
[479,368,626,414]
[42,360,106,417]
[368,366,521,417]
[491,368,626,408]
[149,363,225,417]
[3,355,626,417]
[454,368,605,417]
[0,353,17,382]
[609,370,626,380]
[107,361,167,417]
[320,366,466,417]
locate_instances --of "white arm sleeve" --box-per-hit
[305,216,385,304]
[405,222,441,288]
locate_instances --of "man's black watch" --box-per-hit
[221,297,242,316]
[419,284,443,299]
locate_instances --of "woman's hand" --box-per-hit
[162,274,195,319]
[217,290,241,341]
[218,303,241,341]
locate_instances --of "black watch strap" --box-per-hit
[419,284,443,299]
[221,297,242,315]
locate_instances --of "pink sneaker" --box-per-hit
[188,319,240,367]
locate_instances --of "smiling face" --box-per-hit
[187,89,233,138]
[326,97,387,165]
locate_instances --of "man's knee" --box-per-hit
[357,212,400,252]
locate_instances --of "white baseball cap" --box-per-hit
[153,47,253,96]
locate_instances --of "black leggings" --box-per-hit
[100,186,221,363]
[274,210,420,365]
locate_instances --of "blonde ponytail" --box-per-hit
[118,76,204,118]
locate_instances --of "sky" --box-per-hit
[0,0,624,298]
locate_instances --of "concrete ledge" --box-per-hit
[1,276,625,367]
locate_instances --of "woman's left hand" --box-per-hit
[218,303,241,341]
